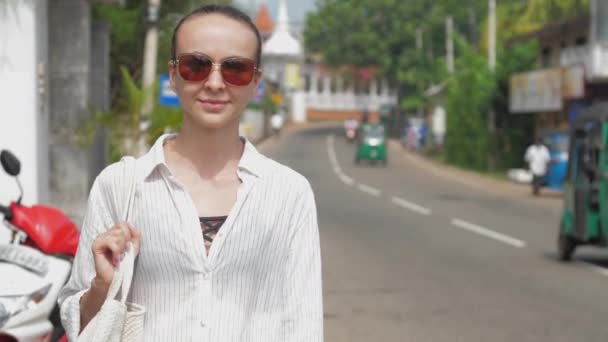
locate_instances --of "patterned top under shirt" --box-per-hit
[199,216,228,254]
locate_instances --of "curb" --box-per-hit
[388,140,563,210]
[255,121,338,152]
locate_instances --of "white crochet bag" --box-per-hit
[77,157,145,342]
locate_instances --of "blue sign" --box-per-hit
[543,130,569,191]
[159,74,180,107]
[250,80,265,104]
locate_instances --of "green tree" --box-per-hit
[445,35,494,170]
[305,0,488,111]
[80,66,182,161]
[479,0,590,50]
[445,35,537,170]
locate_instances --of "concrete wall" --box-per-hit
[0,0,49,206]
[89,20,111,188]
[291,91,306,123]
[240,109,265,142]
[0,1,111,227]
[48,0,91,222]
[306,109,379,122]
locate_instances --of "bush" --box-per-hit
[444,36,537,172]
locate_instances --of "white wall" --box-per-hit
[291,91,306,123]
[0,0,48,206]
[240,109,265,141]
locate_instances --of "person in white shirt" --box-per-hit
[58,5,323,341]
[524,137,552,196]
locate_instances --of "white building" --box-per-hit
[261,0,303,88]
[0,1,50,206]
[1,0,114,222]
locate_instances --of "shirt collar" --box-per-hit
[137,133,267,181]
[238,138,266,178]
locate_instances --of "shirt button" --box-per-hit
[200,321,206,327]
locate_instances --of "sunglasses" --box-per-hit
[171,53,260,86]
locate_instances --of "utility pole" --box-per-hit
[138,0,162,155]
[416,27,424,118]
[468,6,477,43]
[488,0,497,169]
[446,16,454,74]
[488,0,496,72]
[590,0,597,47]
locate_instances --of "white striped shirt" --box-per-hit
[58,134,323,341]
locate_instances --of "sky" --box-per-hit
[234,0,318,30]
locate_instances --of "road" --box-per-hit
[263,124,608,342]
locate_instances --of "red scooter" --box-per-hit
[0,150,78,342]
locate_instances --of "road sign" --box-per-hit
[159,74,180,107]
[271,93,283,105]
[251,80,265,104]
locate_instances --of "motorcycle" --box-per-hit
[0,150,79,342]
[344,119,359,143]
[345,127,357,142]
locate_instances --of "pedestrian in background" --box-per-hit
[525,137,551,196]
[58,4,323,341]
[271,110,284,137]
[406,125,420,152]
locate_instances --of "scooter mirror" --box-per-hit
[1,150,21,176]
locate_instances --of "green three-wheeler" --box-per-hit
[355,123,388,166]
[558,102,608,261]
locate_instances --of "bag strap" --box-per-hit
[105,156,138,304]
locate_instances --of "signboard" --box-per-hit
[284,64,301,89]
[562,65,585,99]
[271,93,283,106]
[510,68,562,113]
[159,74,180,107]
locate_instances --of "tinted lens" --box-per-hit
[178,54,212,81]
[221,58,256,86]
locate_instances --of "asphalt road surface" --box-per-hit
[263,125,608,342]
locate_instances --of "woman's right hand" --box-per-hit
[91,222,141,290]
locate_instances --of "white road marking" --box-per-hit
[451,218,527,248]
[391,196,432,216]
[358,184,381,197]
[577,261,608,277]
[327,135,339,165]
[327,134,355,186]
[338,173,355,186]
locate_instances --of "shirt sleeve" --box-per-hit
[282,182,324,341]
[57,177,114,341]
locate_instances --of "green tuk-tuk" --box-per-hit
[355,123,388,165]
[558,102,608,261]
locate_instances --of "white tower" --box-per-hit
[262,0,302,86]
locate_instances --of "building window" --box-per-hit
[576,37,587,46]
[596,0,608,41]
[541,47,552,67]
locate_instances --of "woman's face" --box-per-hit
[169,14,262,131]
